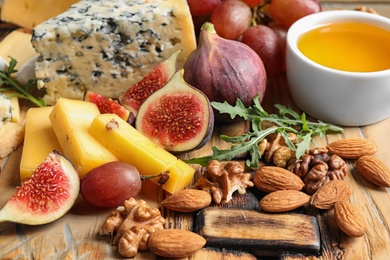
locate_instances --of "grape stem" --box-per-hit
[141,171,170,185]
[251,0,272,26]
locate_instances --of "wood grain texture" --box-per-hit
[1,1,390,259]
[195,207,321,257]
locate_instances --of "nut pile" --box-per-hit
[99,138,390,258]
[255,138,390,238]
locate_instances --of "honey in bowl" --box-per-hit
[297,21,390,72]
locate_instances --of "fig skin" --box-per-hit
[183,22,267,122]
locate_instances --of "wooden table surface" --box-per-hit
[1,1,390,259]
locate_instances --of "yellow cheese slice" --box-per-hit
[19,106,63,182]
[49,98,118,178]
[0,0,79,30]
[89,113,195,194]
[0,30,37,69]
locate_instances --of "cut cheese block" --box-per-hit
[0,30,38,70]
[89,113,195,194]
[195,207,321,258]
[2,91,21,123]
[19,107,63,182]
[0,0,79,30]
[49,98,118,178]
[0,122,24,159]
[31,0,196,105]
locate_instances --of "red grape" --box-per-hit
[211,0,252,40]
[242,0,265,8]
[81,161,142,208]
[241,24,283,77]
[187,0,221,17]
[268,0,322,29]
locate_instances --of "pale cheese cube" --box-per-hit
[20,107,63,182]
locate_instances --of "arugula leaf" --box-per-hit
[0,57,45,107]
[184,95,343,168]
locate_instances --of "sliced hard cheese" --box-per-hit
[0,122,24,159]
[49,98,118,178]
[0,30,38,70]
[0,0,79,30]
[19,107,63,182]
[195,207,321,257]
[89,114,195,194]
[31,0,196,105]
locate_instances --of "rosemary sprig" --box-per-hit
[184,95,343,169]
[0,57,45,107]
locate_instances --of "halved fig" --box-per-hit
[0,150,80,225]
[136,69,214,153]
[84,91,130,121]
[120,51,179,117]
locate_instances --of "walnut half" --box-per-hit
[195,160,254,204]
[287,148,347,194]
[100,198,165,258]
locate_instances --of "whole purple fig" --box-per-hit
[183,22,267,122]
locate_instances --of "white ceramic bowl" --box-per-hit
[286,10,390,126]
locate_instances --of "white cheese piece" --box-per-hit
[31,0,197,105]
[0,93,12,126]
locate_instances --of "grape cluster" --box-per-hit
[187,0,322,77]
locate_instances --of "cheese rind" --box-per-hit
[19,107,63,182]
[49,98,118,178]
[1,0,79,30]
[31,0,196,105]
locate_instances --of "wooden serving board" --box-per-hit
[1,74,390,259]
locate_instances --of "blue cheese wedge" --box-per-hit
[31,0,196,105]
[0,93,12,126]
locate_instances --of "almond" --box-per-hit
[355,155,390,187]
[334,200,367,237]
[326,138,377,159]
[148,229,206,258]
[161,189,212,212]
[310,180,352,209]
[260,190,311,212]
[253,166,304,193]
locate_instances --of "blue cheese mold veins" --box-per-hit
[31,0,196,105]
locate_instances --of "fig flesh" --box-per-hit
[136,69,214,153]
[120,51,179,117]
[0,150,80,225]
[183,22,267,122]
[84,91,130,121]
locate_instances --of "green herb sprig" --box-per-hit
[184,95,344,169]
[0,57,45,107]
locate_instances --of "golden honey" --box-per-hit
[298,22,390,72]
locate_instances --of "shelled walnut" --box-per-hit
[195,160,254,204]
[287,148,347,194]
[100,198,165,258]
[258,133,297,167]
